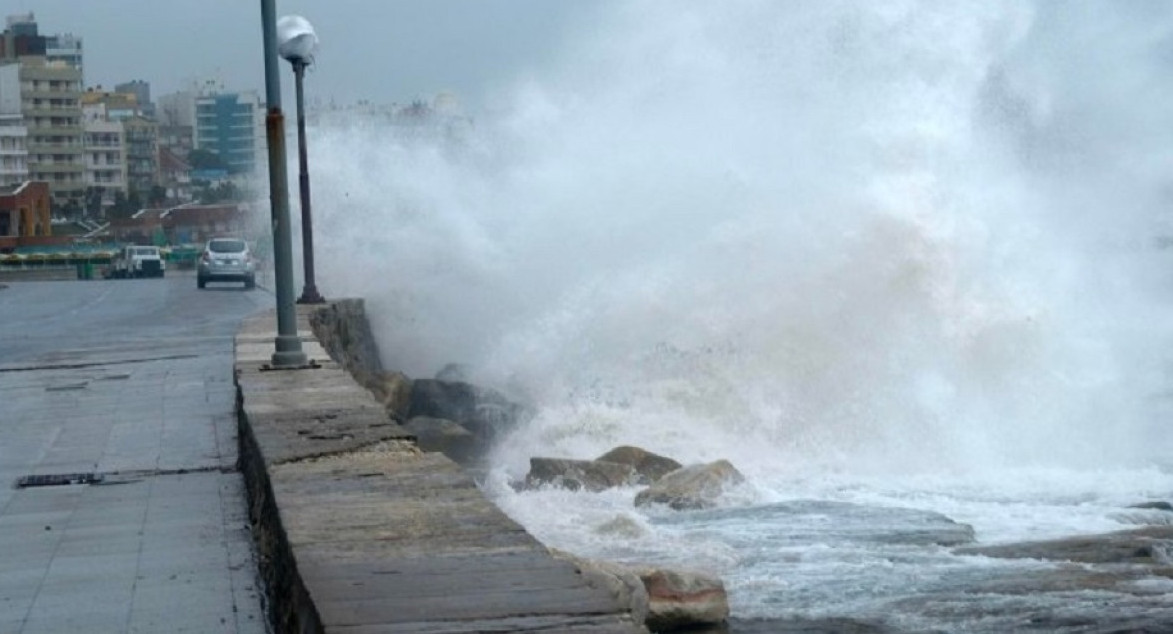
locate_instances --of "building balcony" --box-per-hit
[20,88,82,100]
[31,163,84,175]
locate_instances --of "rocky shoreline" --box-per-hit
[311,300,1173,633]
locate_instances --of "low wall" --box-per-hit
[234,300,644,633]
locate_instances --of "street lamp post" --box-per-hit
[278,15,325,305]
[259,0,307,368]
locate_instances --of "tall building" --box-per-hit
[1,14,85,210]
[81,103,126,212]
[122,116,157,195]
[0,63,28,186]
[195,90,263,176]
[45,33,82,79]
[115,80,151,117]
[20,56,84,207]
[1,14,83,79]
[81,89,141,120]
[0,13,44,61]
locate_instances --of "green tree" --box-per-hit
[148,185,167,207]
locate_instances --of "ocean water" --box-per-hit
[310,2,1173,630]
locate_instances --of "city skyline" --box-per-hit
[8,1,607,110]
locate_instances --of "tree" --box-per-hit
[107,189,143,219]
[85,186,105,217]
[148,185,167,207]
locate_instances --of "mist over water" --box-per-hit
[313,1,1173,481]
[306,2,1173,625]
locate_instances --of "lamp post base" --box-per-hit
[297,286,326,304]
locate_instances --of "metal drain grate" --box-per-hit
[16,473,104,488]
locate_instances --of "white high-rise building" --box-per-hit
[82,104,126,208]
[0,63,28,186]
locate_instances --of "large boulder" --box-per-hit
[634,460,745,511]
[402,416,478,465]
[640,568,729,631]
[596,446,683,484]
[551,551,729,632]
[408,379,528,441]
[527,458,637,492]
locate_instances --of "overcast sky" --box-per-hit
[11,0,604,110]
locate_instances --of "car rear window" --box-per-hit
[134,247,158,256]
[209,240,246,253]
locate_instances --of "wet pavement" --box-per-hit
[0,274,271,633]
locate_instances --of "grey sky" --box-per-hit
[12,0,601,110]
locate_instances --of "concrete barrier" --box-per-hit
[234,300,645,633]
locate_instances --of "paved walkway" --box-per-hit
[0,278,268,633]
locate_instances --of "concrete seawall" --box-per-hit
[234,300,645,633]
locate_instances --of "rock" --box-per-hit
[435,363,470,382]
[955,526,1173,564]
[526,458,637,492]
[596,446,683,484]
[640,568,730,631]
[550,551,730,632]
[1131,501,1173,512]
[367,371,412,420]
[403,416,478,465]
[594,515,649,539]
[551,549,650,627]
[634,460,745,511]
[408,379,528,441]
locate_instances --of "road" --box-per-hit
[0,273,272,633]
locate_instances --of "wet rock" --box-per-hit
[1131,501,1173,512]
[435,362,470,382]
[634,460,745,511]
[408,378,528,441]
[402,416,478,464]
[552,549,650,627]
[551,550,729,632]
[526,457,637,492]
[955,526,1173,564]
[640,568,730,631]
[963,563,1173,595]
[367,370,412,420]
[596,446,683,484]
[594,515,649,539]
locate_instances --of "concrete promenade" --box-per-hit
[0,275,268,633]
[235,304,644,633]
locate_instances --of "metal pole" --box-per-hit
[261,0,308,367]
[294,60,324,304]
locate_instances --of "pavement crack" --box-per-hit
[0,354,201,373]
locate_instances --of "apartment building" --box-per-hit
[82,104,126,209]
[194,90,263,176]
[20,56,84,206]
[122,115,157,194]
[0,63,27,186]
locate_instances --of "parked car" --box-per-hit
[109,245,165,278]
[197,238,256,289]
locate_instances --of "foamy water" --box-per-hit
[309,1,1173,628]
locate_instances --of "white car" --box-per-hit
[109,245,165,278]
[197,238,256,289]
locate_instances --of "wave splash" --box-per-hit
[311,2,1173,483]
